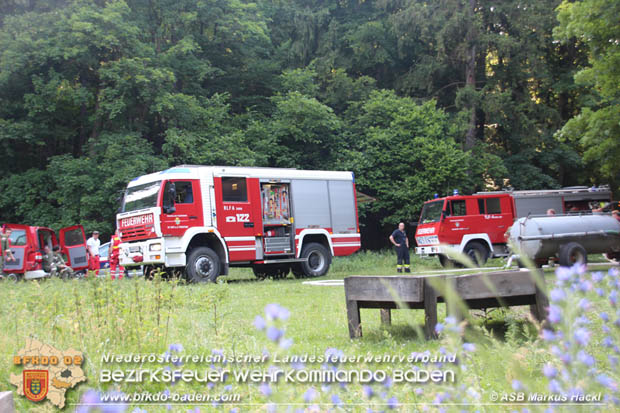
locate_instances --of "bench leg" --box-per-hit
[532,284,549,324]
[424,279,438,339]
[346,300,362,338]
[380,309,391,325]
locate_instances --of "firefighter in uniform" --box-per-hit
[43,245,74,279]
[109,230,124,280]
[389,222,411,273]
[1,227,16,278]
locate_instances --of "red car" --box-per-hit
[2,224,89,280]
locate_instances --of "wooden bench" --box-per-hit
[344,270,548,339]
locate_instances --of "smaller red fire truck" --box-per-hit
[415,187,612,267]
[1,224,89,280]
[117,166,361,282]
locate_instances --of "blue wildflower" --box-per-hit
[304,387,318,402]
[387,396,399,409]
[415,387,423,395]
[574,328,590,346]
[603,336,614,348]
[577,350,595,367]
[610,290,618,306]
[259,383,272,396]
[169,343,183,352]
[549,379,562,393]
[266,326,283,342]
[592,272,604,283]
[363,385,373,398]
[435,323,445,333]
[548,305,562,324]
[549,288,565,302]
[512,380,523,391]
[254,315,266,330]
[601,312,610,322]
[279,338,293,349]
[265,303,290,321]
[462,343,476,352]
[578,298,590,310]
[596,375,617,391]
[542,329,556,341]
[325,348,344,362]
[555,266,574,281]
[331,393,342,407]
[543,364,557,378]
[596,288,605,297]
[383,376,393,388]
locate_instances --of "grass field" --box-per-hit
[1,251,618,412]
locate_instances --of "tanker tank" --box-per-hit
[508,214,620,267]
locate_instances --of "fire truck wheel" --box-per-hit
[187,247,221,283]
[463,242,488,267]
[558,242,587,267]
[297,243,331,278]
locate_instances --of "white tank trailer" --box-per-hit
[508,214,620,267]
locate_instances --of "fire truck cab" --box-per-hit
[415,194,515,266]
[415,186,613,267]
[117,166,361,282]
[1,224,88,280]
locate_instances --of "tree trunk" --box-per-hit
[464,0,477,151]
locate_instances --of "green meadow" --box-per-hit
[1,251,618,412]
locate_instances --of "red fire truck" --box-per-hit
[117,166,361,282]
[415,187,612,267]
[1,224,89,280]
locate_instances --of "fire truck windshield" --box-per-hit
[420,200,444,224]
[122,181,162,213]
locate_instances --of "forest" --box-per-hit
[0,0,618,243]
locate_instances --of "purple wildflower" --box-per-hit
[363,385,374,398]
[549,288,565,302]
[549,379,562,393]
[383,376,393,389]
[331,393,342,407]
[548,305,562,324]
[542,329,556,341]
[543,364,557,378]
[415,387,423,395]
[608,355,618,366]
[462,343,476,352]
[592,272,604,283]
[596,375,618,391]
[279,338,293,349]
[76,390,102,413]
[610,290,618,306]
[169,343,183,352]
[304,387,318,402]
[512,380,523,391]
[555,266,574,281]
[325,348,344,362]
[387,396,399,409]
[603,336,614,348]
[601,312,610,322]
[254,315,266,330]
[435,323,445,333]
[578,298,591,310]
[577,350,595,367]
[266,326,283,342]
[596,288,605,297]
[573,328,590,346]
[265,303,290,321]
[259,383,272,396]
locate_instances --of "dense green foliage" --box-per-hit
[0,0,615,239]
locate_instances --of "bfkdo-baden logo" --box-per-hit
[10,338,86,408]
[23,370,49,402]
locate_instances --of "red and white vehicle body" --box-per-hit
[1,224,88,280]
[415,187,612,267]
[117,166,361,281]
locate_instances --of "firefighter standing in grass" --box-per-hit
[109,230,124,280]
[389,222,411,273]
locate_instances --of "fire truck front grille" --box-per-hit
[121,226,153,242]
[264,237,292,253]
